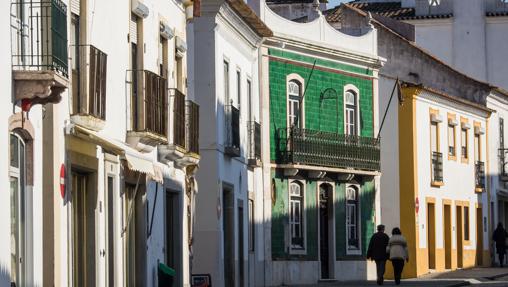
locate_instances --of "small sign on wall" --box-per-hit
[191,274,211,287]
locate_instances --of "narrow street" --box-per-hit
[290,268,508,286]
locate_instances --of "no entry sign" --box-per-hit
[60,164,66,199]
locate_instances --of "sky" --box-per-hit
[327,0,349,9]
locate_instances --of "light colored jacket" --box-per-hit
[387,234,409,260]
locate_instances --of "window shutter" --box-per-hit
[70,0,80,15]
[130,15,138,44]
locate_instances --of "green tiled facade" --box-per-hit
[268,48,374,161]
[269,48,376,260]
[271,171,376,260]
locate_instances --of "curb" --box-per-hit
[484,272,508,280]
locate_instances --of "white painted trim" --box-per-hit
[286,73,305,129]
[343,84,361,136]
[288,179,307,255]
[345,183,362,256]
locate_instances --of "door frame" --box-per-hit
[317,181,336,279]
[426,199,436,270]
[443,201,452,270]
[476,205,483,266]
[456,205,463,268]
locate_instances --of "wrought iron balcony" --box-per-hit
[225,104,240,157]
[276,127,380,171]
[70,45,107,130]
[126,70,168,150]
[10,0,69,105]
[475,161,485,191]
[248,121,261,167]
[431,151,443,183]
[170,88,186,149]
[186,100,199,155]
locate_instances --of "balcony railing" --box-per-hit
[248,121,261,166]
[225,104,240,157]
[11,0,68,77]
[475,161,485,190]
[127,70,167,138]
[276,127,380,171]
[170,88,186,149]
[186,100,199,155]
[71,45,107,121]
[431,151,443,183]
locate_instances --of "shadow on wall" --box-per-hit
[0,265,11,287]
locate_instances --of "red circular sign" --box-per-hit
[415,197,420,214]
[60,164,66,199]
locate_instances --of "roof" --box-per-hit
[225,0,273,37]
[402,82,494,114]
[346,1,508,20]
[266,0,328,4]
[331,1,452,20]
[325,4,503,104]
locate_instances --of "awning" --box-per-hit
[158,262,176,277]
[68,124,155,176]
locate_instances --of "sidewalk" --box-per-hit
[287,267,508,286]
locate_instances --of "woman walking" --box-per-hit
[387,228,409,285]
[493,222,508,267]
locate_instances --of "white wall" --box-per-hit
[414,92,488,251]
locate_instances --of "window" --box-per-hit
[430,122,439,152]
[346,185,360,253]
[464,206,470,241]
[448,124,455,156]
[500,118,504,149]
[474,133,481,162]
[224,61,230,104]
[289,181,304,250]
[288,80,302,128]
[345,90,358,136]
[247,79,252,121]
[237,70,241,108]
[461,128,468,159]
[10,133,27,286]
[248,199,254,252]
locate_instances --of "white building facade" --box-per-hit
[5,0,199,286]
[188,0,271,286]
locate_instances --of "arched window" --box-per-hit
[9,132,26,286]
[289,181,304,250]
[344,89,358,136]
[346,185,360,253]
[288,80,302,128]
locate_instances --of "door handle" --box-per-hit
[100,249,106,257]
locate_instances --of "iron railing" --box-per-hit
[475,161,485,190]
[186,100,199,155]
[225,104,240,156]
[276,127,380,171]
[11,0,68,77]
[126,70,167,137]
[432,151,443,183]
[170,88,186,149]
[71,45,107,120]
[248,121,261,163]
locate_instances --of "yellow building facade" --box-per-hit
[384,84,492,278]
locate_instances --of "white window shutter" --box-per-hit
[130,15,138,44]
[70,0,80,15]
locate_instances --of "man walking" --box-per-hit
[367,224,390,285]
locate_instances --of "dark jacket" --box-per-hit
[367,231,390,261]
[493,227,508,255]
